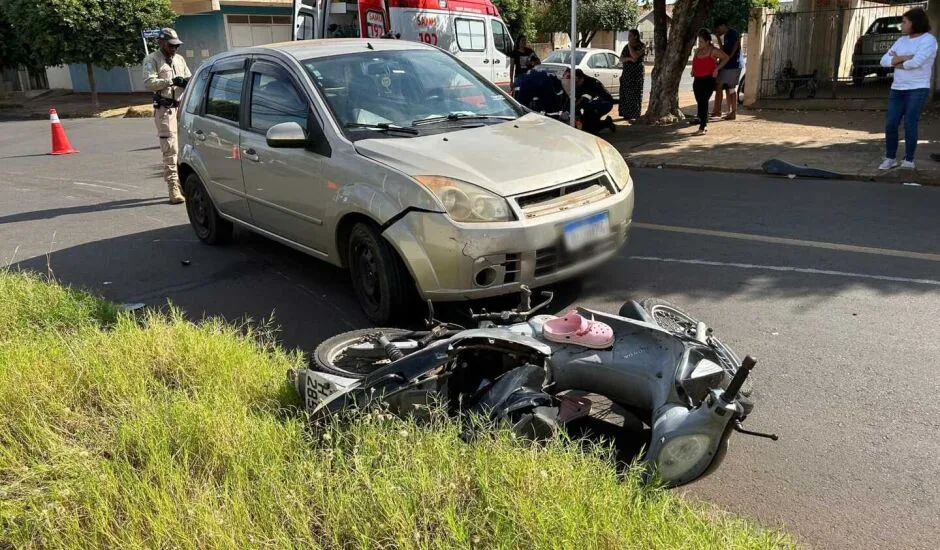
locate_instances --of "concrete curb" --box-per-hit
[626,159,940,187]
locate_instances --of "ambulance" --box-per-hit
[291,0,514,89]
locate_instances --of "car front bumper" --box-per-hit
[384,183,634,301]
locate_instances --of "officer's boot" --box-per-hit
[168,182,185,205]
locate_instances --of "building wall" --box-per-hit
[174,11,228,69]
[68,65,138,93]
[45,66,73,90]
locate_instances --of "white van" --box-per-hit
[292,0,513,89]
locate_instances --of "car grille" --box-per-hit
[534,226,622,278]
[502,253,520,283]
[514,174,613,219]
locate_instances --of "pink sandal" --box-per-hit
[543,310,614,349]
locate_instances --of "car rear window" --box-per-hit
[867,17,902,35]
[543,50,587,65]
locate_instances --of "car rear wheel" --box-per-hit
[184,173,232,245]
[347,222,412,324]
[852,67,865,86]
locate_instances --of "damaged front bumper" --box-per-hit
[382,190,633,301]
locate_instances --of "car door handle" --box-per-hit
[494,59,501,64]
[243,148,259,162]
[193,129,206,141]
[483,59,489,64]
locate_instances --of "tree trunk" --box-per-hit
[581,31,596,47]
[643,0,714,124]
[86,62,99,110]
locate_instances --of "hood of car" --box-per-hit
[353,113,606,197]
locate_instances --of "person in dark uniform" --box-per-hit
[513,55,567,113]
[564,68,616,134]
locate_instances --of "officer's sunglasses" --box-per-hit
[167,43,181,49]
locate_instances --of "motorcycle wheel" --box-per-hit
[313,328,413,378]
[640,298,752,397]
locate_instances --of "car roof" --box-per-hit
[209,38,435,64]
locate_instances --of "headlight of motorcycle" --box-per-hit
[596,137,632,191]
[414,176,513,223]
[657,434,712,481]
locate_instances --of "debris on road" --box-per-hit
[762,159,845,180]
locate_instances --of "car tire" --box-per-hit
[347,222,412,324]
[184,173,232,245]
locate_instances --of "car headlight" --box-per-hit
[656,434,712,481]
[596,137,632,191]
[414,176,512,223]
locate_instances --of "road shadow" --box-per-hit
[0,198,168,225]
[8,224,367,354]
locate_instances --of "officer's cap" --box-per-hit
[159,28,183,46]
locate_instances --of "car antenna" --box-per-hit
[366,42,374,50]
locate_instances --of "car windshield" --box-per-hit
[301,49,521,138]
[543,50,587,65]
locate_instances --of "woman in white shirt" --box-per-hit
[879,7,937,170]
[878,8,937,170]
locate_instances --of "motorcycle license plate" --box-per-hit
[563,212,610,251]
[303,370,341,410]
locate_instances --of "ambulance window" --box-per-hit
[297,14,315,40]
[491,20,510,55]
[455,18,486,52]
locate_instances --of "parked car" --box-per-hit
[534,48,623,99]
[738,54,747,105]
[177,39,635,323]
[851,15,903,84]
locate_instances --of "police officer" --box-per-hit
[143,28,191,204]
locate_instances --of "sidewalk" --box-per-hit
[607,100,940,186]
[0,90,153,120]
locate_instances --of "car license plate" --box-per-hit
[563,212,610,251]
[877,41,894,51]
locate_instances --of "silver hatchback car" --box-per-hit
[177,39,634,323]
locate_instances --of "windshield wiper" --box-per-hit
[343,122,419,135]
[412,113,517,126]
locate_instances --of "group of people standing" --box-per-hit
[689,19,742,136]
[511,20,743,137]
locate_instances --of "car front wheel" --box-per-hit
[347,222,411,324]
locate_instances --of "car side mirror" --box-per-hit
[266,122,308,148]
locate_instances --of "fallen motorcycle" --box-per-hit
[289,287,776,487]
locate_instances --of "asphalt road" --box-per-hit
[2,118,939,549]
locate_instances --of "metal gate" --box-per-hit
[758,2,926,100]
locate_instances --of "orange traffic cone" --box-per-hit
[49,108,78,155]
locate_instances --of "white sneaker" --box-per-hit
[900,160,916,170]
[878,158,899,170]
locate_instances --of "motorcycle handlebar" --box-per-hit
[722,355,756,402]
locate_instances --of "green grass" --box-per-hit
[0,271,796,549]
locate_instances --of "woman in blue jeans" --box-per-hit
[879,7,938,170]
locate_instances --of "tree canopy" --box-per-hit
[493,0,536,41]
[537,0,641,47]
[1,0,175,105]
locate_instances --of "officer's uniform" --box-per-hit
[142,29,191,203]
